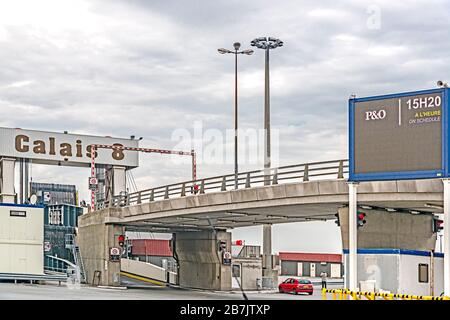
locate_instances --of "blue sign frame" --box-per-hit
[349,88,449,182]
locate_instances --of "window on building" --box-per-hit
[418,264,429,283]
[232,264,241,278]
[49,208,63,225]
[10,210,26,217]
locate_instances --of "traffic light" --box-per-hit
[219,240,227,251]
[118,234,125,247]
[357,211,366,228]
[335,213,340,226]
[433,218,444,233]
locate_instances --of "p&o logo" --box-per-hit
[365,109,386,121]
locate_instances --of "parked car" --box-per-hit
[278,278,313,295]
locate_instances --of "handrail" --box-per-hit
[97,159,349,209]
[44,255,77,274]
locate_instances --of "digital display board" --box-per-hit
[349,88,449,181]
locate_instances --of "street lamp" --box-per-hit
[218,42,254,189]
[250,37,283,185]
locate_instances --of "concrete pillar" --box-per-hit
[77,212,124,286]
[262,224,278,287]
[112,166,126,197]
[0,157,16,203]
[262,224,272,270]
[174,230,232,291]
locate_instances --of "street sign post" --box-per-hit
[89,177,98,191]
[109,247,121,262]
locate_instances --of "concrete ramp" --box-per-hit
[120,259,177,287]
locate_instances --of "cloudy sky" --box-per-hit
[1,0,449,253]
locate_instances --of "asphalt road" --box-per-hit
[0,282,341,300]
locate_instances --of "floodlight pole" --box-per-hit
[264,46,271,185]
[217,43,253,190]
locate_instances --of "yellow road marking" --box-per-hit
[120,271,166,287]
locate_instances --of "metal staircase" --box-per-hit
[65,234,86,283]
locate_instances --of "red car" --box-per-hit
[278,278,313,295]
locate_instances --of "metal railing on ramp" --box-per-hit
[99,159,349,209]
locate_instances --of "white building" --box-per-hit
[0,203,44,275]
[344,249,444,296]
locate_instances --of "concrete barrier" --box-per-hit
[322,288,450,300]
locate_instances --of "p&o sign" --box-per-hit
[349,88,448,181]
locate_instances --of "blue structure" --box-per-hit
[349,88,449,182]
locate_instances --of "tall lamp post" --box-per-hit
[218,43,254,189]
[251,37,283,284]
[250,37,283,185]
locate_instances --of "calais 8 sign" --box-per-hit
[0,127,139,168]
[349,88,448,181]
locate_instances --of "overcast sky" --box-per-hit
[1,0,449,254]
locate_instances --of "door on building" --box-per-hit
[297,262,303,277]
[310,263,316,277]
[331,263,341,278]
[232,264,241,289]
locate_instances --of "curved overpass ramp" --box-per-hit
[95,178,443,231]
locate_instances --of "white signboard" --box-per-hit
[110,247,121,256]
[0,127,139,168]
[43,192,51,203]
[44,241,52,252]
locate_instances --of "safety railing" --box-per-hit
[97,159,349,209]
[44,255,77,275]
[322,288,450,300]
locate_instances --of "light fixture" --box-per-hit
[424,203,444,210]
[437,80,448,88]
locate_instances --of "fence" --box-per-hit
[98,159,349,209]
[322,288,450,300]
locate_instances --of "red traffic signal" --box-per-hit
[118,235,125,246]
[357,211,366,227]
[433,218,444,233]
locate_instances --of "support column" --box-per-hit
[348,182,359,291]
[77,213,124,286]
[262,224,272,270]
[262,224,278,287]
[112,166,127,197]
[0,157,16,203]
[174,230,232,290]
[443,179,450,296]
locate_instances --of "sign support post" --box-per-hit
[348,181,359,292]
[443,178,450,296]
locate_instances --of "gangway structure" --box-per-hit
[65,234,86,283]
[89,144,197,211]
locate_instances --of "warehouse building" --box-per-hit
[279,252,343,278]
[129,239,176,271]
[30,182,78,206]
